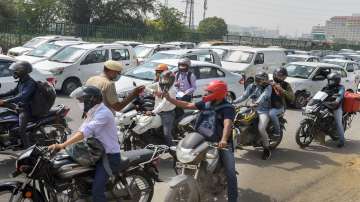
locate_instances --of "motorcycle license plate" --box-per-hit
[176,162,197,170]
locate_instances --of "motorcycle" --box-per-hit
[0,103,71,150]
[164,132,228,202]
[232,105,287,150]
[295,90,356,148]
[0,144,169,202]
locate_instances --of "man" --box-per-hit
[164,80,238,202]
[86,60,144,113]
[322,72,346,147]
[49,86,121,202]
[0,61,37,147]
[269,67,294,137]
[233,72,272,160]
[174,58,197,102]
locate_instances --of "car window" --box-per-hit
[354,63,360,70]
[331,68,347,77]
[346,63,354,72]
[314,58,320,62]
[83,49,109,65]
[254,53,264,64]
[111,49,130,61]
[315,67,331,77]
[198,66,221,79]
[217,69,225,77]
[307,58,313,62]
[198,54,214,63]
[187,55,198,60]
[0,60,13,77]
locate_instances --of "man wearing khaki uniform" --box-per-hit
[86,60,144,113]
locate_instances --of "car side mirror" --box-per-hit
[80,59,89,65]
[313,75,326,81]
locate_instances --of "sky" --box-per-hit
[164,0,360,36]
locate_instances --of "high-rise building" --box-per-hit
[325,14,360,42]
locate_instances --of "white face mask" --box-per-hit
[77,102,84,112]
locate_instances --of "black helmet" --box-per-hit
[178,58,191,69]
[255,71,269,83]
[70,86,103,118]
[327,72,341,86]
[9,61,32,79]
[273,67,288,83]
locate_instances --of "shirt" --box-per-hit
[79,103,120,154]
[271,81,295,108]
[234,83,272,113]
[86,74,118,113]
[152,84,176,114]
[175,71,197,96]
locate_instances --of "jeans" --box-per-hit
[219,149,238,202]
[333,107,345,143]
[159,110,176,146]
[92,153,121,202]
[258,112,270,148]
[175,95,192,118]
[269,107,284,136]
[18,111,31,147]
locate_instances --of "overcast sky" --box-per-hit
[164,0,360,36]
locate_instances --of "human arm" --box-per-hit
[107,84,145,112]
[283,83,295,102]
[218,119,233,148]
[163,92,198,110]
[4,81,36,104]
[255,85,272,105]
[152,87,176,114]
[335,86,345,103]
[48,131,85,151]
[184,73,197,95]
[233,84,253,104]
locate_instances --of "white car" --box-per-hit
[115,59,244,102]
[33,43,137,94]
[322,55,350,61]
[15,41,86,64]
[7,35,82,57]
[134,44,179,64]
[113,41,143,48]
[287,54,320,63]
[0,54,56,94]
[322,59,360,86]
[148,49,222,66]
[282,62,358,108]
[165,42,196,49]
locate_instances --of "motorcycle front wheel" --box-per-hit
[164,180,200,202]
[118,172,154,202]
[0,183,45,202]
[295,119,315,148]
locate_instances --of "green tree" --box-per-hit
[0,0,16,24]
[197,17,228,39]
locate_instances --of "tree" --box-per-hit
[0,0,16,24]
[197,17,228,39]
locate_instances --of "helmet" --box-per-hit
[70,86,103,117]
[155,63,169,72]
[273,67,288,82]
[327,72,341,86]
[159,70,175,92]
[104,60,123,72]
[255,71,269,84]
[9,61,32,79]
[178,58,191,70]
[202,80,228,102]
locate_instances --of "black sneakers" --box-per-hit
[262,148,271,160]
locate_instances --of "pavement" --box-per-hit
[0,96,360,202]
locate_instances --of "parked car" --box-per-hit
[284,49,296,55]
[7,35,82,57]
[281,62,357,108]
[115,59,244,102]
[113,41,143,48]
[197,41,237,48]
[0,54,56,94]
[348,54,360,62]
[322,59,360,86]
[287,54,320,63]
[339,49,355,53]
[134,44,179,64]
[322,54,351,61]
[294,50,311,55]
[165,42,196,49]
[202,45,247,60]
[147,49,222,66]
[15,41,86,64]
[33,43,137,94]
[221,47,287,84]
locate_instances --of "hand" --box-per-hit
[249,103,258,108]
[48,143,65,152]
[218,140,228,149]
[162,92,170,100]
[133,86,145,95]
[154,91,162,97]
[0,100,4,106]
[145,111,154,116]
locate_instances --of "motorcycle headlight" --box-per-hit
[176,147,197,164]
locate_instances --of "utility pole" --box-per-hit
[203,0,208,20]
[184,0,195,29]
[164,0,168,6]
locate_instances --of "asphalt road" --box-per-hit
[0,96,359,202]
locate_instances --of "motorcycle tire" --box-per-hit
[295,119,315,148]
[164,180,200,202]
[0,182,45,202]
[123,171,154,202]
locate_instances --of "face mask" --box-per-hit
[12,72,19,80]
[112,74,121,81]
[273,77,283,83]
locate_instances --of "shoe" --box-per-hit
[337,141,345,148]
[262,148,271,160]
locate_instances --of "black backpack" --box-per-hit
[31,81,56,117]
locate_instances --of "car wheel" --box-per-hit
[62,78,81,95]
[294,91,308,109]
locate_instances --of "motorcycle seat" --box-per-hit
[121,149,154,169]
[41,105,65,117]
[53,153,79,169]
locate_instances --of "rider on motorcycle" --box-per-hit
[164,80,238,202]
[270,67,294,137]
[49,86,121,202]
[322,72,346,147]
[233,71,273,160]
[0,61,37,147]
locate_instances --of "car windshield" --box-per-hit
[49,47,87,63]
[323,61,346,67]
[324,55,344,60]
[287,56,306,63]
[286,64,316,79]
[149,52,179,60]
[23,38,48,48]
[125,62,176,80]
[223,50,254,63]
[134,46,154,58]
[26,43,62,58]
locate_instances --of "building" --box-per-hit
[311,25,326,41]
[228,25,280,38]
[325,14,360,42]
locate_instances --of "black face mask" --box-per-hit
[273,77,284,83]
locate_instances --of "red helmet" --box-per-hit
[202,80,228,102]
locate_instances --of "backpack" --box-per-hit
[195,103,233,142]
[176,71,194,87]
[30,81,56,117]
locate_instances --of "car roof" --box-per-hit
[69,43,128,50]
[150,59,219,68]
[51,40,86,47]
[165,41,194,45]
[156,48,212,55]
[322,59,354,63]
[290,62,342,68]
[35,35,81,40]
[114,41,143,45]
[287,54,313,58]
[324,55,345,57]
[138,44,177,48]
[227,46,285,52]
[0,54,17,61]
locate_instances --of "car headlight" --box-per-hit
[176,147,197,164]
